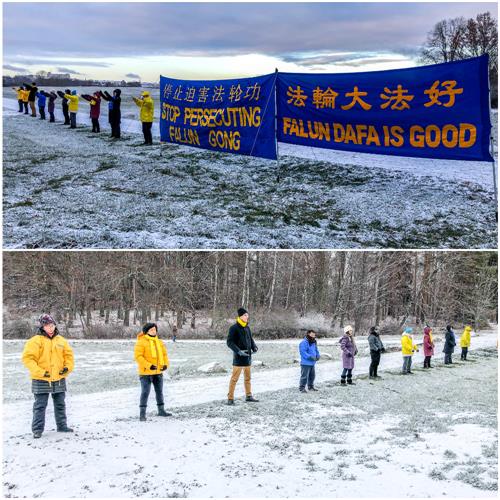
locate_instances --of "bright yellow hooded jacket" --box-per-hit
[22,332,74,382]
[133,92,154,123]
[64,93,79,112]
[134,332,169,375]
[401,333,418,356]
[21,90,30,103]
[460,326,472,348]
[15,88,23,100]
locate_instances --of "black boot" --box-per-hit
[57,426,74,433]
[347,379,356,385]
[308,386,319,391]
[227,399,235,406]
[33,431,42,439]
[140,406,147,421]
[340,379,347,386]
[299,387,307,393]
[157,405,172,417]
[246,395,259,402]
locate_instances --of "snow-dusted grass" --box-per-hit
[2,339,497,497]
[3,98,497,249]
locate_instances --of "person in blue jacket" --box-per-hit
[299,330,320,392]
[36,90,47,120]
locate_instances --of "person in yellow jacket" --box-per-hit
[460,325,472,361]
[133,91,154,145]
[401,327,419,374]
[12,86,24,112]
[134,322,171,420]
[21,314,74,439]
[21,88,30,114]
[63,90,79,129]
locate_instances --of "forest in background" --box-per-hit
[2,251,497,339]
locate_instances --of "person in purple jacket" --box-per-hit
[81,91,101,132]
[298,330,320,392]
[41,91,58,122]
[339,325,358,386]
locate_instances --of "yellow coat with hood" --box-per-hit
[460,326,472,347]
[64,93,79,112]
[134,332,169,375]
[22,331,74,382]
[133,92,154,122]
[401,333,418,355]
[21,89,30,103]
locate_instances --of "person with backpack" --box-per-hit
[444,325,457,364]
[56,89,71,125]
[339,325,358,385]
[133,91,154,145]
[21,314,74,439]
[100,89,121,138]
[134,322,171,421]
[298,330,320,392]
[460,325,472,360]
[368,326,385,379]
[401,327,419,374]
[81,91,101,132]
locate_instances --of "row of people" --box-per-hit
[21,310,473,438]
[13,82,154,145]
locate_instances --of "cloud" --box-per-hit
[56,67,82,75]
[3,64,28,73]
[7,56,112,68]
[125,73,141,79]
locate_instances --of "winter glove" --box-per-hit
[237,350,249,357]
[161,365,167,371]
[381,348,386,353]
[43,371,50,378]
[252,346,258,353]
[316,356,321,361]
[59,367,69,375]
[150,365,157,370]
[346,352,353,358]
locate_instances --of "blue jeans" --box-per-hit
[341,368,353,381]
[299,365,316,389]
[32,392,67,433]
[139,374,164,408]
[402,356,412,373]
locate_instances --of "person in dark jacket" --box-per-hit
[443,325,456,364]
[226,307,259,405]
[100,89,121,138]
[35,91,47,120]
[81,92,101,132]
[56,89,71,125]
[21,314,74,439]
[23,82,38,117]
[368,326,385,379]
[41,91,57,122]
[298,330,320,392]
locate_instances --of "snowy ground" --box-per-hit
[2,332,497,497]
[2,96,497,249]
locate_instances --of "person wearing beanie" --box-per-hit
[339,325,358,385]
[12,86,24,112]
[56,89,71,125]
[100,89,122,139]
[133,90,154,145]
[41,90,58,122]
[401,327,418,374]
[35,89,47,120]
[226,308,259,405]
[134,323,171,421]
[63,90,79,129]
[298,330,320,392]
[368,326,385,379]
[81,91,101,132]
[423,326,435,368]
[443,325,456,365]
[21,314,74,439]
[460,325,472,360]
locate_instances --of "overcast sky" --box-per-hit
[3,2,496,81]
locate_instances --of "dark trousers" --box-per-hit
[142,122,153,144]
[39,106,46,120]
[70,112,76,128]
[461,347,468,360]
[341,368,353,381]
[369,351,381,377]
[139,374,164,408]
[23,102,29,114]
[299,365,316,389]
[423,355,432,368]
[444,353,453,364]
[91,118,100,133]
[18,99,23,112]
[49,111,55,122]
[63,106,70,124]
[110,116,121,138]
[32,392,67,433]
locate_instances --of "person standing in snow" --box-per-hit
[41,91,58,122]
[443,325,456,364]
[134,322,171,421]
[21,87,30,114]
[298,330,320,392]
[63,90,79,129]
[226,307,259,405]
[21,314,74,439]
[23,82,38,117]
[56,89,71,125]
[133,91,154,145]
[35,90,47,120]
[100,89,122,138]
[368,326,385,379]
[460,325,472,360]
[13,86,24,112]
[339,325,358,385]
[423,326,435,368]
[81,91,101,133]
[401,327,418,374]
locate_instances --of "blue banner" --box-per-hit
[160,73,277,160]
[277,56,493,162]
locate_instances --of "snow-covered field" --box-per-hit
[3,332,497,497]
[2,94,497,249]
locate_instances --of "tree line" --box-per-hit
[2,251,497,339]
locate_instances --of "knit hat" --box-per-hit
[142,322,158,335]
[237,307,248,317]
[344,325,353,334]
[71,90,77,95]
[404,327,413,334]
[39,314,56,326]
